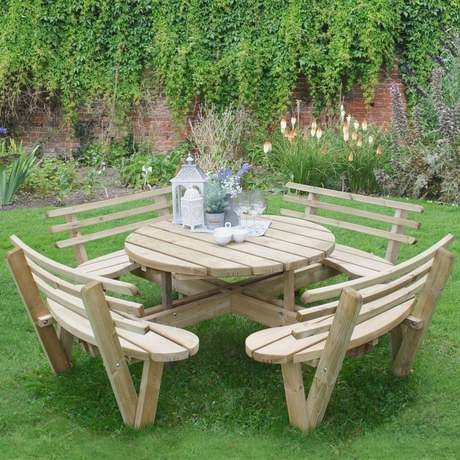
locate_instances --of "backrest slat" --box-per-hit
[49,202,170,234]
[47,187,171,218]
[283,182,424,261]
[10,235,138,296]
[55,215,167,249]
[285,182,424,212]
[47,187,172,264]
[283,194,420,229]
[300,234,454,306]
[280,208,416,244]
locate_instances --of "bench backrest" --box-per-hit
[47,187,172,265]
[282,182,424,263]
[8,235,143,313]
[297,233,454,327]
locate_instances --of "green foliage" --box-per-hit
[24,158,79,200]
[204,176,227,213]
[0,141,38,206]
[119,149,183,189]
[1,1,457,124]
[389,39,460,203]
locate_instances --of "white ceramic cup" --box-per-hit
[232,227,248,243]
[213,222,233,245]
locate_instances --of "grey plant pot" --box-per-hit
[205,212,225,230]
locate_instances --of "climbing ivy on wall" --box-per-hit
[0,0,458,124]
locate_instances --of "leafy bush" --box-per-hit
[0,140,38,206]
[389,35,460,203]
[119,149,183,189]
[24,158,79,200]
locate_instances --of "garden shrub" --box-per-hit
[389,34,460,203]
[24,158,79,200]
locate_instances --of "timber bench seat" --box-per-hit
[47,187,171,278]
[246,234,454,432]
[7,235,199,428]
[282,183,424,279]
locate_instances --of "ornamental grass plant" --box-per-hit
[268,113,391,194]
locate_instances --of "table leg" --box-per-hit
[283,270,296,311]
[160,271,173,308]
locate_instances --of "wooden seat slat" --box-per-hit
[47,299,149,360]
[293,301,413,363]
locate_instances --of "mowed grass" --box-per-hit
[0,196,459,460]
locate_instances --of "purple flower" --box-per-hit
[236,163,252,177]
[0,127,8,135]
[217,167,232,180]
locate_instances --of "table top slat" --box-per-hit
[125,216,335,277]
[128,232,252,277]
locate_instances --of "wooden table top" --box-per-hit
[125,215,335,278]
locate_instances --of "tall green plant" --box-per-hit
[0,143,38,206]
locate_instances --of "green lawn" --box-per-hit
[0,197,459,460]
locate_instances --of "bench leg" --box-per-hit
[281,363,308,431]
[7,248,71,374]
[304,288,361,431]
[82,282,139,426]
[135,360,164,429]
[392,248,453,377]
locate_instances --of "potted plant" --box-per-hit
[204,175,227,229]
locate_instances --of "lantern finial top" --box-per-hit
[171,153,207,184]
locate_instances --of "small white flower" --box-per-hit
[291,116,297,128]
[280,118,287,132]
[346,114,352,125]
[263,141,272,154]
[353,121,359,131]
[316,127,323,140]
[368,135,374,145]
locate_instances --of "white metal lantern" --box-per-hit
[171,154,207,224]
[181,188,205,231]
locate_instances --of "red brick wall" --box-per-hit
[290,66,404,129]
[17,68,404,156]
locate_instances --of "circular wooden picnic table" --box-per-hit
[125,215,335,279]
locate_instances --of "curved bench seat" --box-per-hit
[324,244,394,278]
[48,299,198,362]
[77,249,138,278]
[246,299,413,364]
